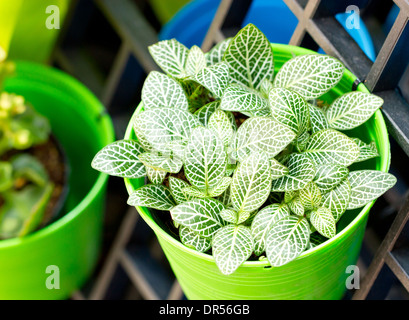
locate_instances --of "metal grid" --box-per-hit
[53,0,409,300]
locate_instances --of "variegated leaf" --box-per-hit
[266,216,310,267]
[179,225,212,252]
[91,139,146,179]
[299,182,322,211]
[148,39,189,78]
[138,152,182,173]
[194,101,220,126]
[259,78,274,98]
[287,196,305,217]
[182,186,208,199]
[347,170,397,210]
[194,62,229,98]
[208,110,234,148]
[133,107,201,155]
[233,116,296,162]
[273,54,344,100]
[270,158,289,180]
[185,45,207,76]
[268,87,309,135]
[271,153,315,192]
[213,224,254,275]
[251,204,290,255]
[231,152,272,213]
[321,178,350,222]
[146,166,167,184]
[309,207,336,238]
[127,184,176,210]
[223,23,274,90]
[326,92,383,130]
[303,129,359,166]
[168,176,194,204]
[205,37,232,65]
[170,198,225,238]
[219,208,239,224]
[313,164,349,193]
[217,185,232,207]
[141,71,188,110]
[309,104,329,134]
[208,177,232,197]
[219,83,268,112]
[352,138,379,163]
[184,126,226,194]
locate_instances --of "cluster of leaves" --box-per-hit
[92,24,396,275]
[0,59,54,240]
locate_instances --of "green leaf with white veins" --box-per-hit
[194,62,229,98]
[185,45,207,76]
[145,166,167,184]
[91,139,146,179]
[223,23,274,90]
[170,198,225,238]
[148,39,189,78]
[208,110,234,148]
[233,117,296,162]
[309,104,329,134]
[299,182,322,211]
[213,224,254,275]
[133,107,201,155]
[310,207,336,238]
[230,152,272,213]
[303,129,359,166]
[179,225,211,252]
[220,83,268,112]
[273,54,344,100]
[326,92,383,130]
[352,138,379,163]
[270,158,289,180]
[271,153,315,192]
[138,152,182,173]
[268,87,309,136]
[313,164,349,193]
[266,216,310,267]
[251,204,290,256]
[141,71,188,110]
[194,101,220,126]
[127,184,176,211]
[347,170,397,210]
[205,38,232,65]
[208,177,232,197]
[169,176,194,204]
[288,196,305,217]
[184,126,227,194]
[321,178,350,222]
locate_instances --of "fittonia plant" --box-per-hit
[92,24,397,275]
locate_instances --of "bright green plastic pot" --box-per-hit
[124,44,391,300]
[0,62,115,299]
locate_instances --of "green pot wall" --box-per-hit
[124,44,391,300]
[0,62,115,299]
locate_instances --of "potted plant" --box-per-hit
[92,24,395,299]
[0,50,115,299]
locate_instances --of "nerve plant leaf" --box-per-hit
[326,92,383,130]
[352,138,379,163]
[220,83,268,113]
[233,116,296,162]
[194,62,230,98]
[146,166,167,185]
[309,207,336,238]
[185,45,207,76]
[321,178,350,222]
[179,225,212,253]
[309,104,329,134]
[194,101,220,126]
[268,87,309,136]
[269,158,289,180]
[184,126,227,194]
[170,198,226,238]
[347,170,397,210]
[303,129,360,166]
[141,71,189,110]
[138,152,182,173]
[91,139,146,179]
[271,153,315,192]
[299,182,322,211]
[266,216,310,267]
[251,204,290,256]
[223,23,274,90]
[230,152,272,214]
[208,109,234,148]
[313,164,349,193]
[133,107,201,155]
[127,184,176,211]
[273,54,344,100]
[205,37,232,65]
[213,224,254,275]
[148,39,189,78]
[168,176,194,204]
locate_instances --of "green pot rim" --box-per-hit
[124,43,391,267]
[0,61,115,249]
